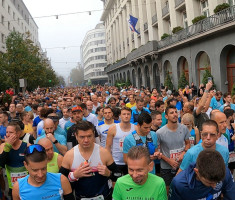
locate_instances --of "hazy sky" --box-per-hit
[23,0,104,80]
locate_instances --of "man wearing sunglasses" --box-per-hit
[177,120,229,174]
[12,144,74,200]
[0,122,28,199]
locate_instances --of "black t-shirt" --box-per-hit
[19,133,35,144]
[67,124,99,148]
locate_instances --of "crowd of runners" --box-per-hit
[0,82,235,200]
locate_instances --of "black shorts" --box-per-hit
[160,168,177,186]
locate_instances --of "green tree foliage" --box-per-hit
[178,73,189,89]
[164,71,173,91]
[161,33,170,40]
[192,15,206,24]
[232,83,235,96]
[69,66,84,86]
[202,68,216,88]
[172,26,183,34]
[0,31,60,91]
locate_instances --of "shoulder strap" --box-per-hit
[146,132,153,143]
[132,131,144,146]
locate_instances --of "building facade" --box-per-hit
[81,23,108,85]
[101,0,235,92]
[0,0,39,53]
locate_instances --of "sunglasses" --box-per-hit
[25,144,45,156]
[201,133,217,138]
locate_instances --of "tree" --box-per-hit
[164,71,173,91]
[178,73,189,89]
[69,66,84,86]
[202,68,216,88]
[0,31,59,92]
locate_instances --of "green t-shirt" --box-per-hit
[113,173,167,200]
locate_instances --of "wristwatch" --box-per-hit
[53,140,58,144]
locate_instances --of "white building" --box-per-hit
[0,0,39,53]
[101,0,235,93]
[81,23,108,85]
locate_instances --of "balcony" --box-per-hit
[175,0,185,10]
[158,5,235,49]
[162,5,169,18]
[152,14,158,26]
[144,22,148,32]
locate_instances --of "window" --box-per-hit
[183,11,188,28]
[1,15,4,25]
[201,0,209,17]
[8,22,10,30]
[2,0,5,8]
[1,33,5,44]
[228,0,235,6]
[13,12,15,20]
[8,5,10,14]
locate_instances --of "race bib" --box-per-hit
[119,138,124,152]
[229,152,235,163]
[170,147,184,161]
[81,195,104,200]
[11,171,27,186]
[189,136,195,147]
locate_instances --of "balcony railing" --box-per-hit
[144,22,148,31]
[158,6,235,49]
[162,5,169,17]
[131,33,134,41]
[175,0,185,8]
[152,14,158,25]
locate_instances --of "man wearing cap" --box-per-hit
[12,144,74,200]
[36,118,67,155]
[66,106,84,150]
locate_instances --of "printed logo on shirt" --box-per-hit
[126,188,133,191]
[198,191,221,200]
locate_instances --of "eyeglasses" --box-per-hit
[25,144,45,156]
[201,133,217,138]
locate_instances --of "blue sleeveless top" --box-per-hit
[18,172,63,200]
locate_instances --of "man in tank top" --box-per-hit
[12,144,74,200]
[38,138,63,173]
[60,121,121,200]
[106,107,135,175]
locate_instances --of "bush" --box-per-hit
[232,83,235,96]
[192,15,206,24]
[178,73,189,89]
[172,26,183,34]
[161,33,170,40]
[164,71,173,91]
[214,3,230,14]
[202,68,216,89]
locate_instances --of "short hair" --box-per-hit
[31,104,38,110]
[215,91,222,96]
[181,113,195,127]
[136,97,144,104]
[75,121,94,135]
[79,103,87,110]
[165,105,177,115]
[224,109,234,119]
[112,107,121,119]
[167,98,177,106]
[137,113,152,126]
[108,97,116,104]
[95,106,103,114]
[196,149,225,182]
[186,102,194,112]
[151,111,162,120]
[0,111,9,118]
[201,120,219,133]
[155,100,164,108]
[223,92,231,99]
[127,146,150,164]
[121,107,132,113]
[103,106,113,113]
[40,108,48,118]
[7,122,22,132]
[24,146,47,164]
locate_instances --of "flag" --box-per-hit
[128,15,140,34]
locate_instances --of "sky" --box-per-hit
[23,0,104,81]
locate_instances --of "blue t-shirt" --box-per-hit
[0,125,7,139]
[180,143,229,170]
[33,116,41,127]
[18,173,62,199]
[64,120,75,133]
[161,112,167,127]
[219,103,235,112]
[123,131,158,174]
[40,126,67,139]
[210,96,223,110]
[35,134,66,154]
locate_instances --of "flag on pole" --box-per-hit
[128,15,140,34]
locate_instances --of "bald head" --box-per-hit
[44,118,55,135]
[38,138,54,160]
[210,111,227,135]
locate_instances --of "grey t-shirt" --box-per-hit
[157,123,190,169]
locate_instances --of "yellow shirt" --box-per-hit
[126,102,136,108]
[24,123,33,134]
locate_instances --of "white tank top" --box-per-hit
[71,143,103,172]
[112,123,135,165]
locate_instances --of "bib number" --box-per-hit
[170,147,184,161]
[81,195,104,200]
[229,152,235,163]
[10,171,27,186]
[119,138,124,152]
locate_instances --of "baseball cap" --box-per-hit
[72,106,83,113]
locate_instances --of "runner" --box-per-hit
[113,146,167,200]
[106,107,135,175]
[12,144,74,200]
